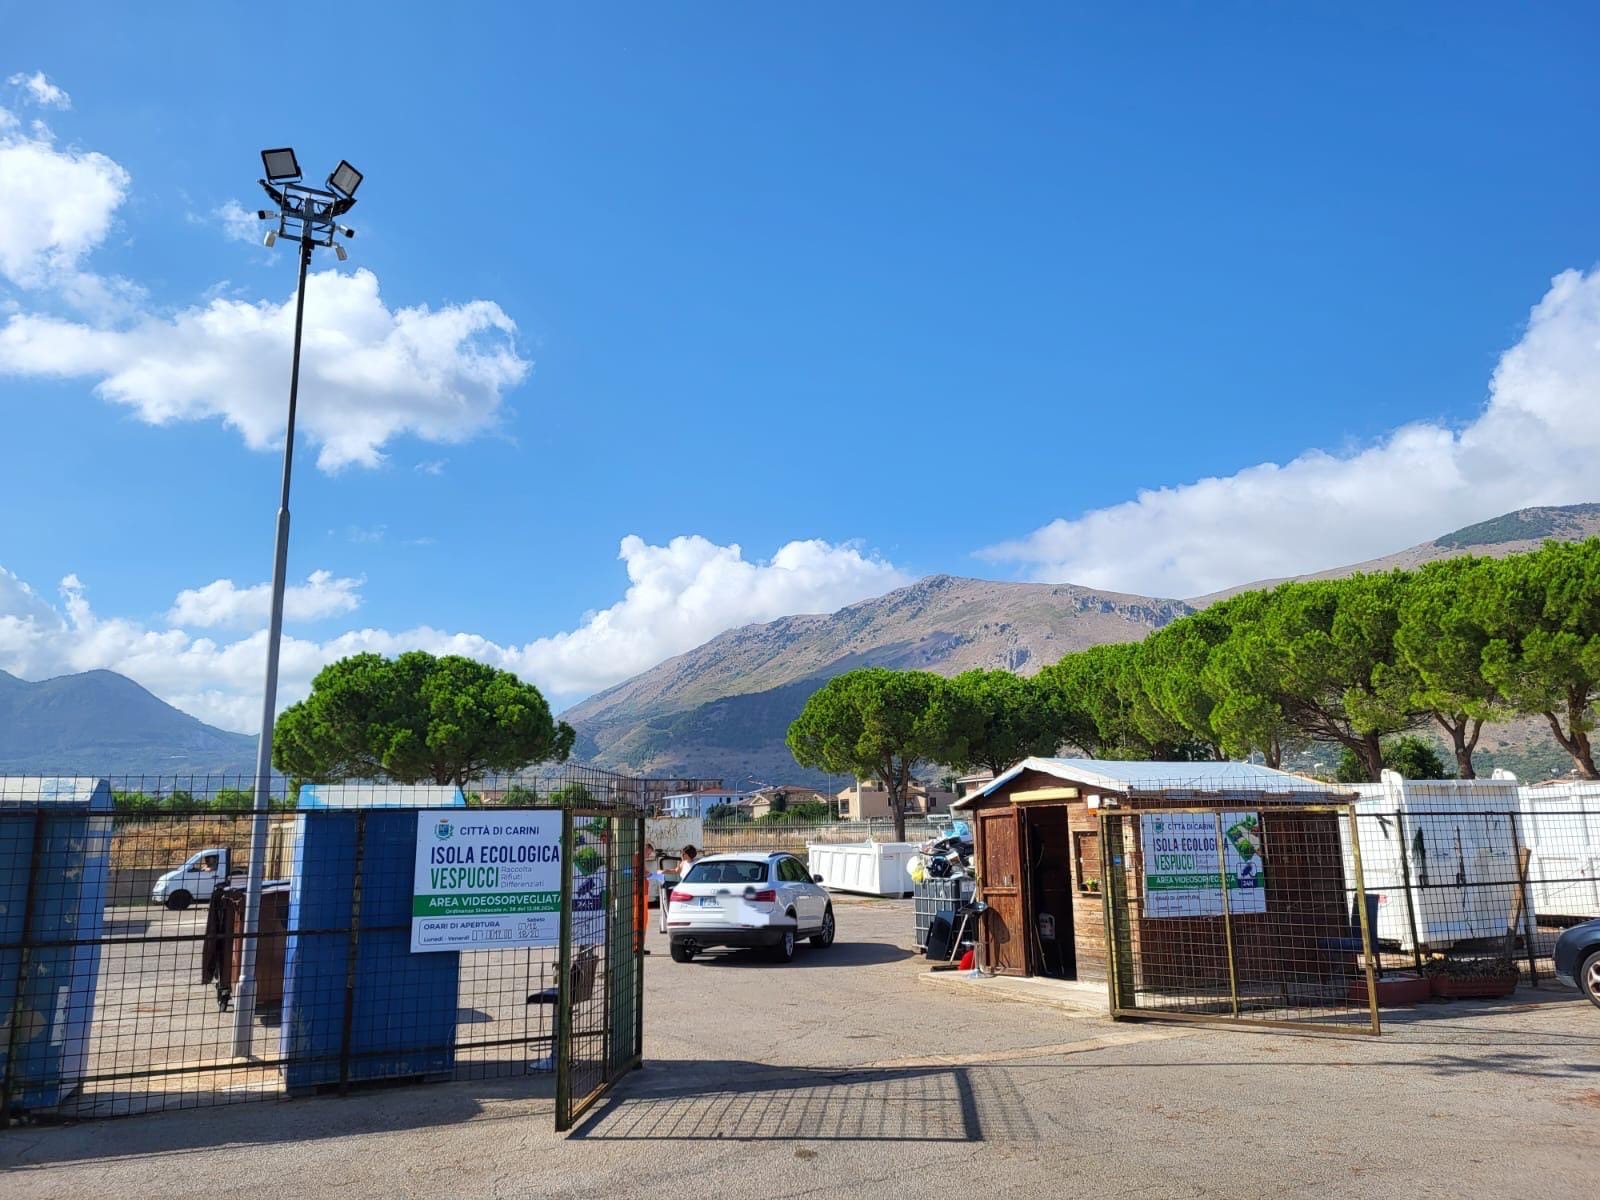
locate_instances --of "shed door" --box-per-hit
[978,809,1027,976]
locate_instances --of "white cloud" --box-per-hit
[0,268,531,470]
[213,199,261,244]
[415,459,447,476]
[8,72,71,110]
[980,266,1600,598]
[0,82,530,466]
[167,570,363,629]
[0,108,128,290]
[0,536,908,732]
[511,535,913,697]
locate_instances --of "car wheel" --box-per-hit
[1582,949,1600,1010]
[166,890,193,912]
[670,942,696,963]
[771,928,796,963]
[810,906,835,948]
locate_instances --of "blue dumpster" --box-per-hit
[281,785,464,1092]
[0,777,111,1112]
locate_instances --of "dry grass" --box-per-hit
[108,815,296,873]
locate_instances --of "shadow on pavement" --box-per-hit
[0,1070,555,1170]
[675,941,914,969]
[569,1058,1038,1142]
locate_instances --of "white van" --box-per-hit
[151,848,232,910]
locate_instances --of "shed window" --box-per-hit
[1074,830,1102,895]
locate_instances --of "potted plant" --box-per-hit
[1422,955,1520,999]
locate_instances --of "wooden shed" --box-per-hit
[952,758,1356,994]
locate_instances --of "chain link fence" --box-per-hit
[700,818,947,858]
[0,768,649,1128]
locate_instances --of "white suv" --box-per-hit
[665,851,836,963]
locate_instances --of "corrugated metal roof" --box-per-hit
[953,757,1346,808]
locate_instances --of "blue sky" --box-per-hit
[3,4,1600,731]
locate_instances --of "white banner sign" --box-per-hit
[411,809,566,952]
[1141,811,1266,918]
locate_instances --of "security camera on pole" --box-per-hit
[232,147,363,1057]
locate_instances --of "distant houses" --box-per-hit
[662,788,750,818]
[746,785,829,819]
[834,778,959,821]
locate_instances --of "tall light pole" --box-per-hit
[232,147,363,1057]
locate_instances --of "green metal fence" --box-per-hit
[556,806,645,1132]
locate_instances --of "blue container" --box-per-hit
[0,778,111,1112]
[281,786,464,1092]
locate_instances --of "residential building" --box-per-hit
[746,785,828,819]
[835,779,958,821]
[662,789,748,819]
[955,771,995,802]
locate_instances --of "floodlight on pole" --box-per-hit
[261,146,301,182]
[232,146,364,1058]
[328,159,363,199]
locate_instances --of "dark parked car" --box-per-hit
[1554,919,1600,1009]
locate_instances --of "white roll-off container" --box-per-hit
[806,841,920,897]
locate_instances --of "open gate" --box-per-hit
[1100,804,1381,1036]
[555,807,645,1131]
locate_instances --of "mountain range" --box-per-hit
[0,669,259,777]
[565,503,1600,786]
[4,503,1598,781]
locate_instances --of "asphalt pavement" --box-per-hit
[3,895,1597,1199]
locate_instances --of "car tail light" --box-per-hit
[669,890,693,903]
[748,889,776,903]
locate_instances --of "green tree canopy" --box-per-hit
[1200,590,1302,767]
[786,668,956,840]
[1035,643,1137,757]
[1472,538,1600,779]
[940,669,1060,776]
[1210,574,1421,780]
[1335,734,1449,783]
[1394,556,1502,778]
[273,651,574,786]
[1036,642,1214,761]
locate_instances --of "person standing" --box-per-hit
[677,844,699,881]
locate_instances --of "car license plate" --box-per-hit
[698,896,719,907]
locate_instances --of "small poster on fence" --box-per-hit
[1141,811,1267,918]
[411,809,574,952]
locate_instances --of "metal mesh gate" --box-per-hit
[555,807,644,1132]
[1100,804,1381,1035]
[0,771,648,1132]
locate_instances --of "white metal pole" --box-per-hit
[232,236,313,1056]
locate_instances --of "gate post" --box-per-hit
[1508,816,1538,985]
[1212,812,1241,1018]
[1346,806,1382,1036]
[1391,809,1425,974]
[1100,813,1136,1015]
[632,813,645,1069]
[554,807,576,1132]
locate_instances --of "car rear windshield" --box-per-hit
[684,860,768,885]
